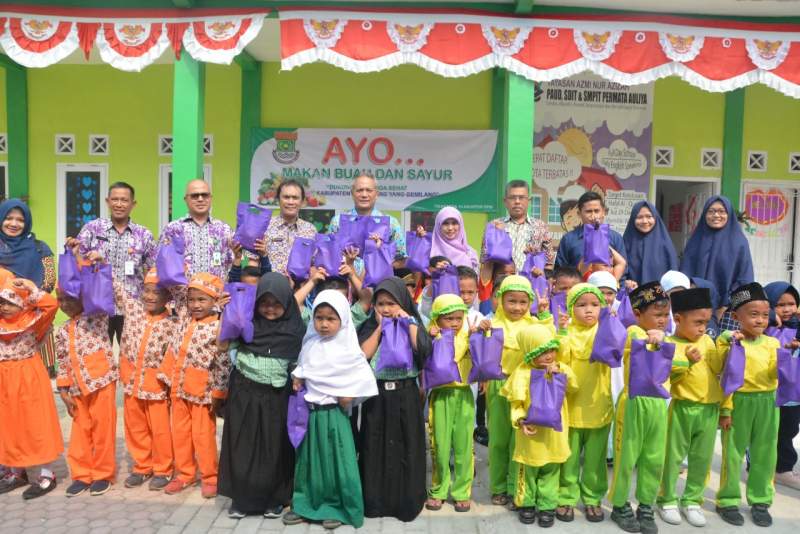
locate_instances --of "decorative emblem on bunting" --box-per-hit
[574,30,621,61]
[658,33,704,62]
[183,15,263,64]
[387,23,432,53]
[303,19,347,49]
[0,17,79,68]
[482,25,531,56]
[746,39,790,71]
[96,22,170,72]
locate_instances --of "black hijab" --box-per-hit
[241,273,305,360]
[357,276,432,367]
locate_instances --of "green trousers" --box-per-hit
[514,461,560,510]
[717,391,779,508]
[487,379,518,496]
[609,394,667,507]
[558,425,610,506]
[428,386,475,501]
[657,400,719,507]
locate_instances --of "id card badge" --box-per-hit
[212,251,222,266]
[124,261,135,276]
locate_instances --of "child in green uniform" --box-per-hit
[656,287,724,527]
[715,282,781,528]
[425,294,475,513]
[609,281,670,534]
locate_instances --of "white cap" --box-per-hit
[588,270,618,291]
[660,270,691,293]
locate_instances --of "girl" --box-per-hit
[357,277,433,522]
[219,273,306,519]
[426,207,479,269]
[622,201,678,286]
[284,290,378,529]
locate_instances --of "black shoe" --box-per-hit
[751,504,772,527]
[0,472,28,494]
[518,507,537,524]
[636,505,658,534]
[611,503,641,533]
[473,426,489,446]
[228,506,246,519]
[716,505,745,526]
[124,473,151,488]
[65,480,90,498]
[148,475,170,491]
[322,519,343,530]
[90,480,111,496]
[538,510,555,528]
[22,476,57,500]
[263,505,284,519]
[556,506,574,522]
[282,511,305,526]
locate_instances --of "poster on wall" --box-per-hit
[532,73,653,236]
[741,183,798,284]
[250,128,499,213]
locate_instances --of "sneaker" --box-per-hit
[0,471,28,494]
[611,503,641,533]
[751,504,772,527]
[716,506,744,526]
[200,483,217,499]
[538,509,555,528]
[124,473,151,488]
[680,504,706,527]
[90,480,111,496]
[228,506,246,519]
[282,511,305,526]
[322,519,343,530]
[656,504,681,525]
[148,475,170,491]
[65,480,90,498]
[775,470,800,491]
[263,505,284,519]
[518,507,536,525]
[636,505,658,534]
[22,476,57,500]
[164,478,192,495]
[473,425,489,446]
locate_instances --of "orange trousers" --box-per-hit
[124,395,173,477]
[67,383,117,483]
[171,397,217,485]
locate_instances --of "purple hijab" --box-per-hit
[430,207,478,269]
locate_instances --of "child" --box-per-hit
[764,282,800,490]
[284,290,378,529]
[656,287,723,527]
[115,268,178,491]
[553,266,582,295]
[556,283,612,523]
[158,273,231,498]
[716,282,781,527]
[0,277,61,499]
[458,266,488,443]
[478,260,516,316]
[502,324,577,527]
[426,294,474,513]
[229,241,271,284]
[478,275,554,507]
[588,270,619,308]
[218,273,305,519]
[609,281,671,534]
[55,287,118,497]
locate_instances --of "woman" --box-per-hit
[680,196,753,329]
[622,200,678,285]
[428,206,479,269]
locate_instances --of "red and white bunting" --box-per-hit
[183,15,264,64]
[96,22,170,72]
[0,16,78,68]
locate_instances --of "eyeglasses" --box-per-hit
[707,209,727,216]
[505,195,530,202]
[188,193,211,200]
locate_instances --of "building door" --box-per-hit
[0,163,7,201]
[158,164,212,228]
[654,176,718,258]
[56,164,108,252]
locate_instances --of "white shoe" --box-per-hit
[657,505,682,525]
[775,471,800,490]
[680,504,706,527]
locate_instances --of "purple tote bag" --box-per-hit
[766,326,798,349]
[287,236,315,281]
[233,202,272,252]
[405,231,432,273]
[80,263,115,316]
[583,223,611,265]
[363,240,396,288]
[337,214,369,252]
[483,224,513,264]
[424,329,462,389]
[777,348,800,406]
[156,235,187,288]
[530,275,550,303]
[376,316,414,372]
[616,288,637,328]
[467,329,506,382]
[365,216,391,243]
[431,264,460,299]
[521,251,547,280]
[720,340,746,396]
[550,291,567,328]
[287,386,310,449]
[628,339,675,399]
[219,283,256,343]
[590,307,627,368]
[313,234,343,275]
[522,369,567,431]
[58,247,82,299]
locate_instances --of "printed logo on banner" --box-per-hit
[272,131,300,165]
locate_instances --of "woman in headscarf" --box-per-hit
[427,206,479,269]
[623,201,678,285]
[356,277,433,522]
[679,196,754,330]
[218,273,307,520]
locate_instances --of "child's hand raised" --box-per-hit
[730,330,745,342]
[685,346,702,363]
[467,317,480,334]
[415,225,427,238]
[645,329,665,345]
[368,233,383,248]
[253,238,268,258]
[344,246,359,265]
[478,319,492,332]
[310,266,327,283]
[429,325,441,338]
[230,241,243,264]
[217,291,231,309]
[537,293,550,314]
[558,311,570,330]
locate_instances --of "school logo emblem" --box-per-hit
[273,131,300,164]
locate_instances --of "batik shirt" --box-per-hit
[55,314,118,397]
[484,216,553,273]
[159,216,234,280]
[264,214,317,275]
[0,288,57,362]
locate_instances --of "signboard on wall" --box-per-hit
[250,128,499,213]
[533,73,653,234]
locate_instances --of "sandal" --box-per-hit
[491,494,509,506]
[425,498,443,511]
[454,501,471,513]
[556,505,574,522]
[585,505,605,522]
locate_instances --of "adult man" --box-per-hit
[77,182,156,344]
[264,179,317,276]
[158,179,233,279]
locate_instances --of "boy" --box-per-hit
[55,288,118,497]
[552,266,582,296]
[715,283,781,527]
[656,288,723,527]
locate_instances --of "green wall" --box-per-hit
[742,84,800,182]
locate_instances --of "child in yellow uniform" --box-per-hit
[715,282,780,528]
[656,288,724,527]
[556,283,612,523]
[502,324,577,528]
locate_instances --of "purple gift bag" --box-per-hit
[424,330,462,389]
[550,291,567,329]
[337,214,369,252]
[521,251,547,280]
[80,263,115,316]
[233,202,272,252]
[590,307,627,368]
[219,283,257,343]
[431,264,460,299]
[287,386,310,449]
[405,231,432,273]
[363,240,396,288]
[365,216,391,243]
[467,329,506,382]
[628,339,674,399]
[58,247,81,299]
[720,340,746,396]
[530,275,550,303]
[522,369,567,431]
[313,234,343,275]
[766,326,798,349]
[483,224,513,264]
[583,223,611,265]
[616,288,637,328]
[777,348,800,406]
[287,236,315,280]
[156,235,187,288]
[376,316,414,372]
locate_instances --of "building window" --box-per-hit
[203,134,214,156]
[55,134,75,155]
[65,170,101,237]
[89,135,109,156]
[747,150,767,172]
[654,146,674,168]
[159,135,173,156]
[548,197,562,225]
[789,153,800,174]
[700,148,721,170]
[530,194,542,220]
[0,134,7,154]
